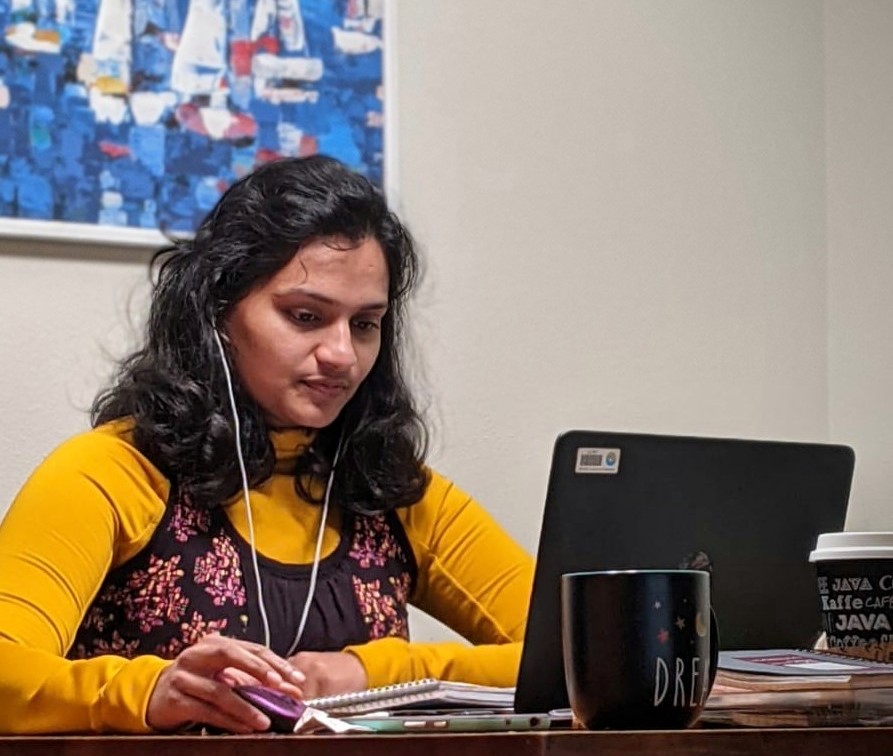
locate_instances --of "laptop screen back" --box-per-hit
[514,430,854,714]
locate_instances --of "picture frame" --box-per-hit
[0,0,397,248]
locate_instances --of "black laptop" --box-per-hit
[513,430,854,714]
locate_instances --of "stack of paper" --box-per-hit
[715,649,893,691]
[704,649,893,727]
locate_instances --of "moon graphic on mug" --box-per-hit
[695,612,708,637]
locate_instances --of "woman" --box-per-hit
[0,156,534,734]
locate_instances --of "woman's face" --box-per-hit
[224,236,389,429]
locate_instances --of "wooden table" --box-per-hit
[1,728,891,756]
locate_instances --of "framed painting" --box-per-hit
[0,0,395,246]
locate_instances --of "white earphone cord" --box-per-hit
[286,436,342,657]
[213,328,338,655]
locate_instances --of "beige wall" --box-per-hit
[0,245,149,501]
[0,2,889,639]
[397,0,829,552]
[826,1,893,530]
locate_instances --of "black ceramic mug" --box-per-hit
[561,569,718,730]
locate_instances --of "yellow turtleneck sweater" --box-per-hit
[0,421,533,734]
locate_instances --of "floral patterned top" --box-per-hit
[0,421,533,734]
[68,492,417,660]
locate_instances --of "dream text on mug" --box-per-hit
[653,655,711,708]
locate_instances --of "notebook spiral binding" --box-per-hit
[307,678,440,711]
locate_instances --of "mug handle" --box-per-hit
[707,607,720,693]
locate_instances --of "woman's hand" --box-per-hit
[288,651,368,699]
[146,634,305,733]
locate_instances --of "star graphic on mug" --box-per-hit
[658,628,669,644]
[654,601,662,610]
[675,617,686,630]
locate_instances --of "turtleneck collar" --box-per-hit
[270,428,316,469]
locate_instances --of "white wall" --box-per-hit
[826,1,893,531]
[397,0,829,553]
[0,244,150,507]
[0,2,888,638]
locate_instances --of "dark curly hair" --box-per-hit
[92,155,429,514]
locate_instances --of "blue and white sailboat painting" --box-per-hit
[0,0,386,233]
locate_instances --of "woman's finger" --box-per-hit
[171,670,272,731]
[216,666,304,699]
[252,645,306,686]
[178,694,268,734]
[149,667,267,733]
[221,638,307,685]
[178,635,300,688]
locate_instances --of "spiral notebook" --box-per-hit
[306,679,516,716]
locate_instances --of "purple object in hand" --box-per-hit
[234,685,307,733]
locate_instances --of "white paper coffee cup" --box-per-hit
[809,532,893,662]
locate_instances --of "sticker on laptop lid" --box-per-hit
[575,447,620,474]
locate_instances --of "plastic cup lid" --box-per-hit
[809,531,893,562]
